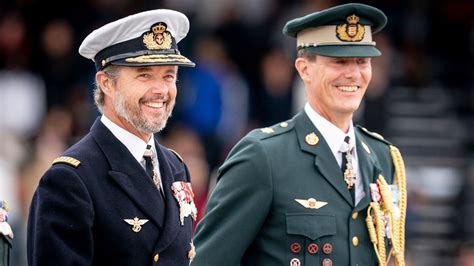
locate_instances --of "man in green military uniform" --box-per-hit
[192,3,407,266]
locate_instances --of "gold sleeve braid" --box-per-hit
[365,145,407,266]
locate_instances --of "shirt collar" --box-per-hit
[100,115,155,163]
[304,103,356,156]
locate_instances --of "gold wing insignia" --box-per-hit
[124,217,149,233]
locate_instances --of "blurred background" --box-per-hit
[0,0,473,265]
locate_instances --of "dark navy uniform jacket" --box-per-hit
[27,118,194,265]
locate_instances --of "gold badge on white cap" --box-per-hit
[143,22,173,50]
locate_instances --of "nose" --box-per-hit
[149,80,168,95]
[343,62,362,80]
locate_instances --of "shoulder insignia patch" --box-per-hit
[168,148,184,163]
[251,120,294,140]
[261,127,274,134]
[52,156,81,168]
[356,125,391,145]
[360,126,384,139]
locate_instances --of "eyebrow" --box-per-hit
[135,67,177,74]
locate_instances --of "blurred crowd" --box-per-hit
[0,0,472,265]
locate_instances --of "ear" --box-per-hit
[295,58,311,83]
[95,71,114,96]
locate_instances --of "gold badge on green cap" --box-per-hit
[336,14,365,42]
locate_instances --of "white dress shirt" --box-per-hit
[304,103,365,205]
[100,115,164,192]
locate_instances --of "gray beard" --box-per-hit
[113,90,171,134]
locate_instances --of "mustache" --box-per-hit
[139,95,170,103]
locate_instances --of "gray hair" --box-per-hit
[297,48,317,61]
[93,65,121,113]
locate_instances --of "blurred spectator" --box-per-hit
[177,36,249,167]
[253,47,294,127]
[36,19,79,109]
[161,125,209,230]
[12,107,73,266]
[0,11,29,69]
[356,33,396,134]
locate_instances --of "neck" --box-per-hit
[311,105,352,133]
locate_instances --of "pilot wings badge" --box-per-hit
[124,217,149,233]
[295,198,328,209]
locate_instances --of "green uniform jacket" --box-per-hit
[192,111,395,266]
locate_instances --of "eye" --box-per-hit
[357,58,370,65]
[137,73,152,79]
[164,74,176,82]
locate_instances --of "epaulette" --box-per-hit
[356,125,392,146]
[254,120,294,140]
[52,156,81,168]
[168,148,183,163]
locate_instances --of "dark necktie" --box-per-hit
[341,136,355,203]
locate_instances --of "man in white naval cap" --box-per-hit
[27,9,197,265]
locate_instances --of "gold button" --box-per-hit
[153,254,159,262]
[280,122,288,128]
[352,212,358,220]
[352,236,359,247]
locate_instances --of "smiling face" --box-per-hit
[98,65,178,141]
[295,54,372,129]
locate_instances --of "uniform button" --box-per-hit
[290,242,301,254]
[307,243,319,254]
[352,212,358,220]
[322,258,333,266]
[280,122,289,128]
[153,254,159,262]
[322,243,332,254]
[352,236,359,247]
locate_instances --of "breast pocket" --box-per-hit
[286,213,336,266]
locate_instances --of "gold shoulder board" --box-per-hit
[52,156,81,168]
[168,149,184,163]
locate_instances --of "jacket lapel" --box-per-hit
[90,118,165,229]
[154,142,183,252]
[354,129,382,212]
[294,112,354,206]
